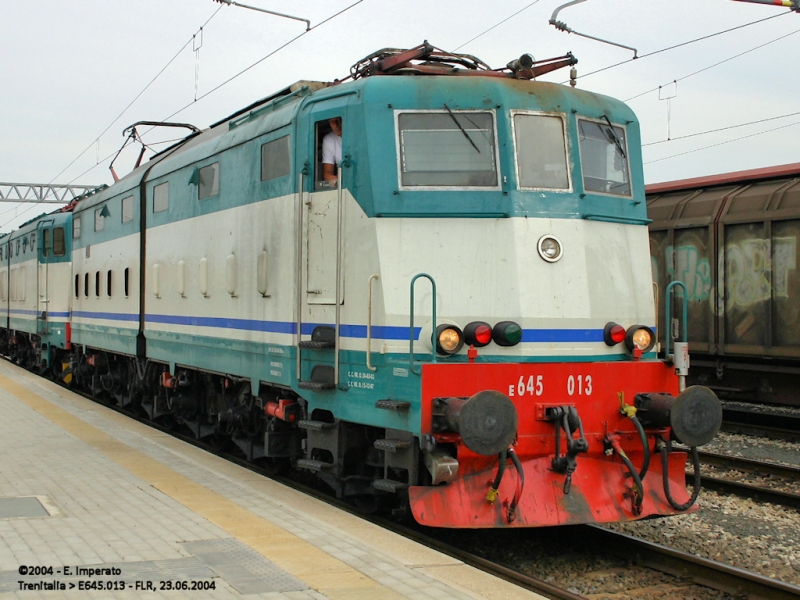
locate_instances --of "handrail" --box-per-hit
[334,166,345,386]
[652,280,659,345]
[664,280,688,359]
[409,273,437,375]
[303,89,360,107]
[295,172,305,381]
[583,213,652,225]
[366,274,379,372]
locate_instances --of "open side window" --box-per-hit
[314,117,342,191]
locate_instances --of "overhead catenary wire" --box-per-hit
[642,110,800,146]
[562,10,790,84]
[644,119,800,164]
[452,0,541,52]
[77,0,367,171]
[160,0,366,122]
[3,1,367,232]
[47,5,225,187]
[625,25,800,102]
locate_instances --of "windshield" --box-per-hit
[398,112,498,187]
[513,113,569,190]
[578,119,631,196]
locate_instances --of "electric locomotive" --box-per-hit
[2,43,722,528]
[0,211,73,368]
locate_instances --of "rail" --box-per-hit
[587,526,800,600]
[692,449,800,510]
[409,273,436,375]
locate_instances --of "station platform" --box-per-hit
[0,360,544,600]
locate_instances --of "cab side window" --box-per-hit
[261,137,290,182]
[54,228,66,256]
[315,117,342,190]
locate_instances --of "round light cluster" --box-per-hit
[434,320,523,355]
[603,322,655,354]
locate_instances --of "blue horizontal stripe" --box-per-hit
[72,310,139,322]
[68,310,622,343]
[9,309,70,318]
[522,328,603,343]
[147,313,295,334]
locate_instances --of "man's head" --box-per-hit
[329,117,342,137]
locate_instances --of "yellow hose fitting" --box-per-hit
[618,391,637,417]
[486,487,499,503]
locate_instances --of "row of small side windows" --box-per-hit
[74,197,134,238]
[0,228,66,259]
[72,136,291,234]
[75,269,130,299]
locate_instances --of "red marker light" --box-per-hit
[464,321,493,347]
[603,322,626,346]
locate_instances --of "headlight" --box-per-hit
[625,325,655,353]
[537,235,563,263]
[436,324,464,355]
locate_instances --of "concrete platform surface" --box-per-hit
[0,360,546,600]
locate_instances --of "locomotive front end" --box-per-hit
[409,361,721,527]
[349,53,724,527]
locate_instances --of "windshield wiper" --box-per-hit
[444,104,480,153]
[602,115,626,159]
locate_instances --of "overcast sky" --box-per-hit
[1,0,798,232]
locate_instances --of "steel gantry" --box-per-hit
[0,183,106,204]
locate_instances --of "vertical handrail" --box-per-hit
[295,172,305,381]
[334,168,344,386]
[652,281,659,348]
[367,274,379,372]
[664,280,688,359]
[409,273,437,375]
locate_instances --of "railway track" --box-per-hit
[722,405,800,442]
[586,526,800,600]
[427,523,800,599]
[693,450,800,510]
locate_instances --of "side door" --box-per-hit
[305,111,348,306]
[37,221,54,333]
[294,97,354,387]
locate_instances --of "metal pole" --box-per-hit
[213,0,311,29]
[729,0,799,10]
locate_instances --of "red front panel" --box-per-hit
[411,360,691,527]
[420,360,679,442]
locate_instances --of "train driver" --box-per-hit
[322,116,342,184]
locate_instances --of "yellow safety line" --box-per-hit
[0,376,405,600]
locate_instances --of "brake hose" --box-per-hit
[507,447,525,523]
[661,443,701,511]
[618,393,651,480]
[486,449,507,503]
[629,415,651,479]
[610,436,644,513]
